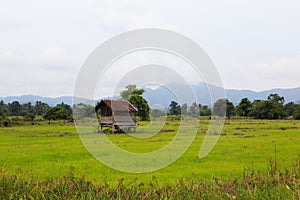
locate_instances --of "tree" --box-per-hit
[22,102,34,116]
[200,105,211,116]
[285,102,297,116]
[181,103,188,116]
[57,102,72,116]
[268,93,285,105]
[213,99,226,117]
[43,106,68,120]
[189,102,199,117]
[168,101,181,116]
[120,84,144,100]
[73,103,95,118]
[129,94,150,121]
[0,100,9,115]
[213,99,234,119]
[8,101,22,116]
[150,109,166,118]
[293,104,300,120]
[226,100,235,119]
[250,99,286,119]
[34,101,49,115]
[120,84,150,121]
[236,98,252,117]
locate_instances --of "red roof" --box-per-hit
[97,100,138,112]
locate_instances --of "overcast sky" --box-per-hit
[1,0,300,97]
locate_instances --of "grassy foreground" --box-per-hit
[0,164,299,199]
[0,119,299,199]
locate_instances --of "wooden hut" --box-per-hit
[95,100,138,133]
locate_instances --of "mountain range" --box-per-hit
[1,83,300,108]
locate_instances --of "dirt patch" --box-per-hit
[243,135,254,138]
[233,133,245,136]
[159,129,175,133]
[46,132,75,137]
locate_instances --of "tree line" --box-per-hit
[166,93,300,120]
[0,100,73,123]
[1,92,299,126]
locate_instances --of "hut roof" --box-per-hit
[96,100,138,112]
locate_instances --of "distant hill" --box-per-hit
[143,83,300,108]
[1,84,300,108]
[0,95,94,106]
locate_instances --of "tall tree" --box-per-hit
[34,101,49,115]
[120,85,144,100]
[57,102,72,116]
[200,105,211,116]
[189,102,199,117]
[8,101,22,116]
[129,94,150,121]
[44,106,68,120]
[285,102,297,116]
[73,103,95,118]
[213,99,226,117]
[120,84,150,121]
[181,103,188,116]
[250,97,286,119]
[213,99,234,119]
[236,98,252,117]
[0,101,9,119]
[293,104,300,120]
[168,101,181,116]
[226,100,235,119]
[22,102,34,116]
[268,93,285,105]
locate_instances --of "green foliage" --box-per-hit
[226,100,235,119]
[293,104,300,120]
[34,101,49,115]
[8,101,22,116]
[188,102,199,117]
[120,84,150,121]
[213,99,234,119]
[181,103,188,115]
[21,102,34,116]
[236,98,252,117]
[285,102,297,116]
[200,105,211,116]
[25,113,35,121]
[129,94,150,121]
[73,103,95,118]
[250,94,287,119]
[213,99,226,117]
[268,93,285,104]
[56,102,72,116]
[44,106,69,120]
[168,101,181,116]
[150,109,166,118]
[3,120,9,127]
[120,84,144,100]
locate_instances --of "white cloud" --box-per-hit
[0,0,300,97]
[222,52,300,91]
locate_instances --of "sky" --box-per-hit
[1,0,300,97]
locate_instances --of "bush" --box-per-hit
[293,104,300,120]
[11,117,20,121]
[3,120,9,127]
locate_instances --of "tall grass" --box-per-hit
[0,158,299,199]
